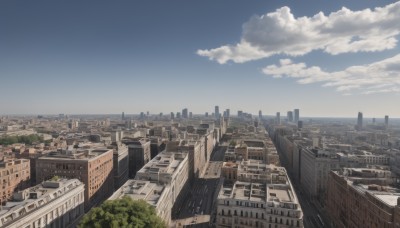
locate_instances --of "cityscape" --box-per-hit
[1,0,400,228]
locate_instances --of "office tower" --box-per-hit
[385,115,389,127]
[140,112,145,119]
[215,106,220,119]
[238,110,243,117]
[182,108,188,119]
[0,179,84,228]
[110,142,129,190]
[357,112,363,130]
[170,112,175,119]
[176,112,181,118]
[36,148,114,210]
[223,111,227,118]
[205,112,208,117]
[294,109,300,123]
[276,112,281,125]
[226,109,230,118]
[189,112,193,119]
[122,112,125,120]
[0,159,30,205]
[287,111,293,122]
[258,110,262,120]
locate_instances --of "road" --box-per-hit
[173,145,226,227]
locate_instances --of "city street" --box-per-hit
[173,145,226,227]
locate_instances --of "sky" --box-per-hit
[0,0,399,117]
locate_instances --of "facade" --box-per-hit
[216,181,303,228]
[109,180,172,225]
[0,179,85,228]
[0,158,30,204]
[124,138,151,178]
[110,142,129,190]
[36,148,114,210]
[327,168,400,228]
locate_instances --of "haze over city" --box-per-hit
[1,0,399,117]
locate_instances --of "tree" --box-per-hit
[78,196,166,228]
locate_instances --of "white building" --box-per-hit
[0,179,84,228]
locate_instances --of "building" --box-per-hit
[327,168,400,228]
[294,109,299,123]
[385,115,389,127]
[110,142,129,190]
[0,178,85,228]
[0,158,30,205]
[276,112,281,125]
[215,106,220,119]
[122,112,125,120]
[36,148,114,210]
[357,112,363,130]
[135,151,189,204]
[287,111,293,122]
[259,110,262,120]
[124,138,151,178]
[109,180,172,225]
[216,181,304,228]
[182,108,188,119]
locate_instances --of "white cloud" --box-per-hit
[262,54,400,94]
[197,2,400,64]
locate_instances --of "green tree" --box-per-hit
[78,196,166,228]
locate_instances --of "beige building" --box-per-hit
[0,178,84,228]
[36,148,114,210]
[216,181,304,228]
[0,158,30,204]
[109,180,172,225]
[327,168,400,228]
[135,151,189,203]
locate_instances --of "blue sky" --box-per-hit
[0,0,399,117]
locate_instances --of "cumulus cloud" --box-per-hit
[262,54,400,94]
[197,2,400,64]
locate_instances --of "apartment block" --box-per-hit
[216,181,304,228]
[327,168,400,228]
[109,180,172,225]
[36,148,114,210]
[0,158,30,204]
[0,179,84,228]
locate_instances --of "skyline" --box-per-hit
[1,0,399,117]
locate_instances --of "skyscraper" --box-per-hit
[385,115,389,127]
[259,110,262,120]
[182,108,188,119]
[226,109,230,118]
[287,111,293,122]
[215,106,220,119]
[276,112,281,125]
[357,112,363,130]
[122,112,125,120]
[170,112,175,119]
[294,109,300,123]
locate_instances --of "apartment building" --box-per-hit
[0,179,84,228]
[0,158,30,204]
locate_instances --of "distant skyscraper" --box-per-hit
[205,112,208,117]
[385,115,389,127]
[294,109,300,123]
[182,108,188,118]
[226,109,230,118]
[276,112,281,125]
[298,120,303,129]
[357,112,363,130]
[215,106,220,119]
[146,111,149,116]
[140,112,145,119]
[176,112,181,118]
[287,111,293,122]
[259,110,262,120]
[238,110,243,117]
[189,112,192,119]
[122,112,125,120]
[159,112,163,117]
[170,112,175,119]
